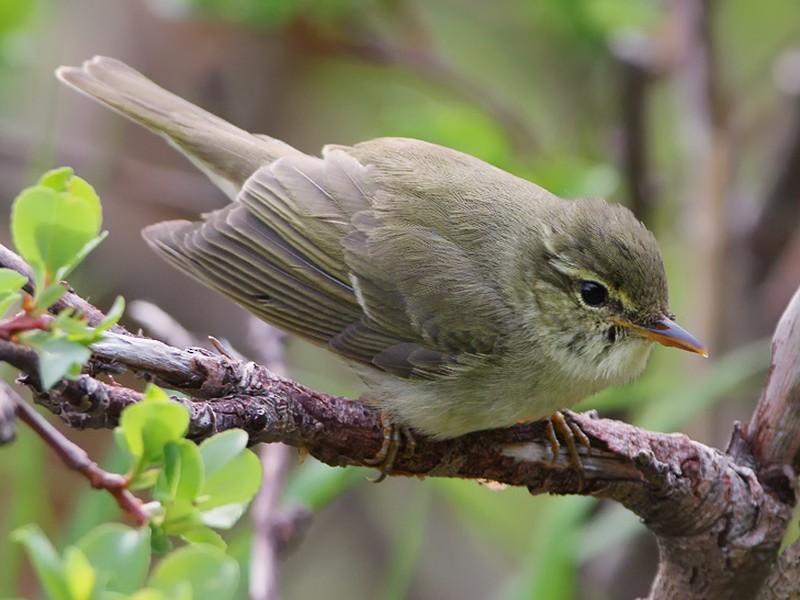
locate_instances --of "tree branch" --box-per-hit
[757,540,800,600]
[0,242,798,599]
[743,285,800,489]
[2,380,148,524]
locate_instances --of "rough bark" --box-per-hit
[0,243,799,600]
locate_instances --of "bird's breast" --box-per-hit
[361,348,607,439]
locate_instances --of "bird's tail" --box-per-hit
[56,56,300,198]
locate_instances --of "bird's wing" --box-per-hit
[145,138,518,378]
[58,58,525,378]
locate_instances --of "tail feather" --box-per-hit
[56,56,300,197]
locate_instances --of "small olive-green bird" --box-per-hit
[57,57,706,444]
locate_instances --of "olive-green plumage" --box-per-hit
[57,57,704,439]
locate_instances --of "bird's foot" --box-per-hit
[544,411,591,470]
[364,414,416,482]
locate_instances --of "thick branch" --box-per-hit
[743,285,800,491]
[0,242,798,599]
[24,334,793,599]
[757,540,800,600]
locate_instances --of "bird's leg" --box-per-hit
[545,411,591,469]
[364,414,416,482]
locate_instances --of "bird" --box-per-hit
[57,56,707,471]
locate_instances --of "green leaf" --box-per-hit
[0,268,26,293]
[36,282,67,311]
[172,442,204,501]
[19,333,91,389]
[142,384,171,403]
[63,546,96,600]
[128,468,160,491]
[180,526,227,550]
[39,167,74,193]
[39,167,102,229]
[107,589,173,600]
[119,385,189,471]
[194,430,262,529]
[76,524,151,594]
[95,296,126,334]
[149,545,239,600]
[199,429,249,478]
[149,525,172,555]
[151,582,192,600]
[0,268,27,316]
[11,184,95,276]
[199,503,248,530]
[157,440,204,504]
[66,171,103,225]
[53,310,93,338]
[12,524,71,600]
[160,497,202,535]
[54,231,108,282]
[198,448,262,512]
[11,168,103,289]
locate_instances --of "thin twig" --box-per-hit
[4,380,148,525]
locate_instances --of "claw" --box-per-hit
[364,414,416,482]
[545,411,591,470]
[544,418,561,465]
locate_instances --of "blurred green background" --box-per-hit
[0,0,798,598]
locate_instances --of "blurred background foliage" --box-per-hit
[0,0,798,598]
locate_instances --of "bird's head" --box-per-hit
[522,198,706,385]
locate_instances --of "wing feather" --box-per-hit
[144,138,523,378]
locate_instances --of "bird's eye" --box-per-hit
[579,281,608,307]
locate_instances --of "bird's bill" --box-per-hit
[615,315,708,357]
